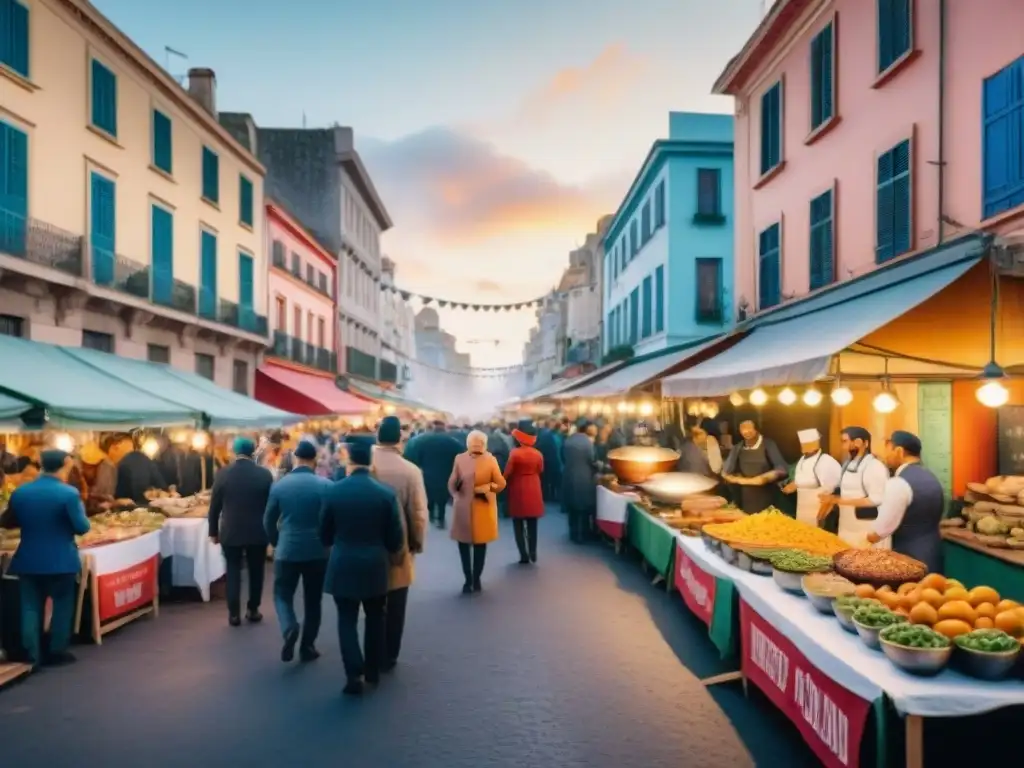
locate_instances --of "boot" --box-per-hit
[513,520,529,564]
[458,543,473,594]
[472,544,486,591]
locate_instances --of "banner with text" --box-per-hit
[739,600,872,768]
[675,542,716,627]
[97,555,158,622]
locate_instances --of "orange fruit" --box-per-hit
[974,617,995,629]
[933,619,973,639]
[967,586,1000,607]
[909,602,938,626]
[877,585,894,595]
[946,579,964,589]
[899,589,921,610]
[878,591,902,610]
[897,582,919,596]
[995,611,1024,638]
[937,600,977,625]
[854,584,876,599]
[996,599,1020,613]
[920,573,948,592]
[944,586,969,602]
[919,588,945,608]
[975,602,997,620]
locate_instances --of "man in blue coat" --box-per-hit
[404,420,461,529]
[264,440,330,663]
[0,450,90,668]
[320,441,404,695]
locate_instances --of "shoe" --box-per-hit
[473,578,482,592]
[381,659,397,673]
[229,614,241,627]
[44,651,77,666]
[365,671,380,685]
[343,678,364,696]
[461,581,473,595]
[530,551,537,563]
[245,609,263,623]
[299,646,320,662]
[281,627,299,662]
[517,556,530,565]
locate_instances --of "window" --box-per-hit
[238,251,254,314]
[195,353,215,380]
[654,181,666,228]
[641,275,653,338]
[758,224,782,310]
[318,317,326,347]
[275,296,286,330]
[877,0,912,74]
[654,265,665,333]
[147,344,170,364]
[90,59,118,137]
[151,109,172,174]
[809,189,835,290]
[0,0,29,77]
[201,147,219,203]
[0,120,28,258]
[291,252,301,276]
[641,201,651,243]
[760,81,783,175]
[810,22,835,130]
[232,359,248,395]
[150,204,174,306]
[0,314,24,337]
[628,288,639,345]
[82,330,114,353]
[630,219,639,257]
[696,258,724,323]
[293,305,302,339]
[271,239,285,268]
[306,263,315,284]
[607,310,616,348]
[876,139,911,263]
[318,271,328,294]
[239,175,253,227]
[619,239,627,271]
[89,172,116,286]
[697,169,722,217]
[199,230,217,319]
[982,57,1024,219]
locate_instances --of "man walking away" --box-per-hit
[209,437,274,626]
[405,420,461,529]
[321,441,404,695]
[372,416,428,672]
[562,420,598,543]
[264,440,330,662]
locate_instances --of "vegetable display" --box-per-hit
[852,605,907,629]
[954,628,1020,653]
[836,595,883,612]
[703,509,849,555]
[768,550,833,573]
[879,624,950,649]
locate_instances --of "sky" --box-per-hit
[93,0,764,369]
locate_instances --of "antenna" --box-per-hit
[164,45,188,72]
[302,111,307,129]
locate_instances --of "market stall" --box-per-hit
[595,485,635,549]
[82,528,162,645]
[151,493,223,602]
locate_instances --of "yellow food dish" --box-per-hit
[703,509,849,556]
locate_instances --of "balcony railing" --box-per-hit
[1,215,85,277]
[271,331,335,373]
[379,359,398,384]
[346,346,377,380]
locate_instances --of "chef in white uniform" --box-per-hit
[820,426,890,548]
[783,428,842,527]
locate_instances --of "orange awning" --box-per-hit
[255,365,373,416]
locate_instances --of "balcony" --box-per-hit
[269,330,336,373]
[1,215,84,276]
[346,346,377,380]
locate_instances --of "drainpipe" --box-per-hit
[937,0,947,244]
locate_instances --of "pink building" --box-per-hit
[716,0,1024,313]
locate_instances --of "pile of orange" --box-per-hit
[853,573,1024,641]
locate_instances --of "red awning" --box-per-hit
[255,365,373,416]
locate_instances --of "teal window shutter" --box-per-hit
[1,0,30,77]
[630,220,639,257]
[758,223,781,309]
[199,230,217,318]
[238,251,254,331]
[90,59,118,137]
[628,288,639,345]
[150,205,173,305]
[760,82,782,175]
[641,201,651,243]
[982,57,1024,219]
[201,147,219,203]
[810,22,834,129]
[697,169,721,216]
[152,110,172,174]
[654,265,665,333]
[877,0,912,73]
[89,172,116,286]
[0,120,29,257]
[654,181,666,228]
[875,139,911,263]
[809,189,834,289]
[239,175,253,226]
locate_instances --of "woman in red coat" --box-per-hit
[503,425,545,564]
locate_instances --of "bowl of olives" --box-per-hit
[851,606,907,649]
[953,629,1021,681]
[833,596,882,634]
[879,624,953,676]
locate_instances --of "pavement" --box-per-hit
[0,508,820,767]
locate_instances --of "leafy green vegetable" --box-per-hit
[880,623,950,649]
[852,606,906,628]
[954,629,1020,653]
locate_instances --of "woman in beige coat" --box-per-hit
[448,430,506,594]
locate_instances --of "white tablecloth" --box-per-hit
[676,534,1024,718]
[82,530,162,576]
[596,485,637,526]
[159,518,225,602]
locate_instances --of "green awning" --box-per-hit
[0,391,30,421]
[0,335,197,428]
[62,347,299,429]
[347,380,439,412]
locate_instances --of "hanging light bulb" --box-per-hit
[831,384,853,406]
[577,400,589,413]
[616,401,628,413]
[802,388,823,406]
[976,361,1009,408]
[873,389,900,414]
[703,401,720,419]
[191,431,209,450]
[749,388,769,406]
[728,392,745,407]
[53,433,74,453]
[590,401,602,414]
[625,402,637,414]
[777,387,797,406]
[639,402,654,416]
[142,437,160,458]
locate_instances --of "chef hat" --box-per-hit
[797,428,820,444]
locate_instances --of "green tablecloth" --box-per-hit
[943,539,1024,602]
[626,504,676,578]
[709,576,737,658]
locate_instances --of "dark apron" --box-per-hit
[737,441,776,514]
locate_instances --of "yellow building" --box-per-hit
[0,0,268,394]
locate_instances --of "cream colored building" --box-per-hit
[0,0,268,393]
[379,256,415,387]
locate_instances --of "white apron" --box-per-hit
[838,455,891,549]
[794,453,824,527]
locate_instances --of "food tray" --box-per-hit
[832,549,926,589]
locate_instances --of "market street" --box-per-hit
[0,513,817,768]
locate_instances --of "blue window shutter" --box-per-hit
[199,231,217,318]
[878,0,911,73]
[641,275,653,338]
[1,0,30,78]
[89,172,115,285]
[821,25,834,122]
[811,23,834,129]
[982,58,1024,219]
[150,205,173,305]
[202,147,219,203]
[655,265,665,333]
[238,252,254,309]
[152,110,172,174]
[239,175,253,226]
[90,59,117,137]
[758,224,781,309]
[629,288,639,345]
[760,83,782,174]
[876,140,911,263]
[0,120,29,257]
[809,190,834,290]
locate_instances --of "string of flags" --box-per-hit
[390,348,559,378]
[378,283,593,312]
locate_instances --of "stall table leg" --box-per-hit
[905,715,923,768]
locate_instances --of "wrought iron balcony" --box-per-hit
[1,215,84,277]
[346,346,377,380]
[271,331,335,373]
[315,347,336,373]
[272,329,289,357]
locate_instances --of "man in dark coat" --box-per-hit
[208,437,274,626]
[535,420,562,503]
[404,420,461,529]
[110,434,167,506]
[562,420,598,543]
[487,425,511,518]
[320,441,405,695]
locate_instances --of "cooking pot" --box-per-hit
[639,472,718,504]
[607,446,679,485]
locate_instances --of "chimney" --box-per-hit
[187,68,217,116]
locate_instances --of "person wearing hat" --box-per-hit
[722,420,788,514]
[866,431,945,571]
[208,436,274,626]
[818,426,890,549]
[404,420,462,529]
[782,429,842,528]
[504,425,545,563]
[371,416,428,672]
[320,440,405,695]
[263,440,331,662]
[0,450,90,667]
[562,418,598,543]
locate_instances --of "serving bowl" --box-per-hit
[879,638,952,676]
[772,568,806,594]
[833,603,858,633]
[853,616,905,649]
[804,590,838,614]
[953,645,1021,681]
[701,531,722,554]
[639,472,718,505]
[720,543,739,565]
[607,446,680,485]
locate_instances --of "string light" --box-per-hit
[872,390,899,414]
[802,388,823,406]
[831,385,853,407]
[976,379,1009,408]
[191,432,209,450]
[639,402,654,416]
[749,388,769,406]
[616,401,628,413]
[728,392,745,407]
[777,387,797,406]
[53,433,74,452]
[142,437,160,457]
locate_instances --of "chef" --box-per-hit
[722,420,788,514]
[820,426,890,548]
[783,428,842,527]
[866,431,945,572]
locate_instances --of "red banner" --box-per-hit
[96,555,158,622]
[739,600,872,768]
[675,542,716,627]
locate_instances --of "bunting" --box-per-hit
[376,284,572,311]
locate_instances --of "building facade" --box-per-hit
[716,0,1024,315]
[0,0,268,394]
[603,112,735,358]
[521,293,564,392]
[562,214,612,366]
[379,257,416,388]
[410,307,471,413]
